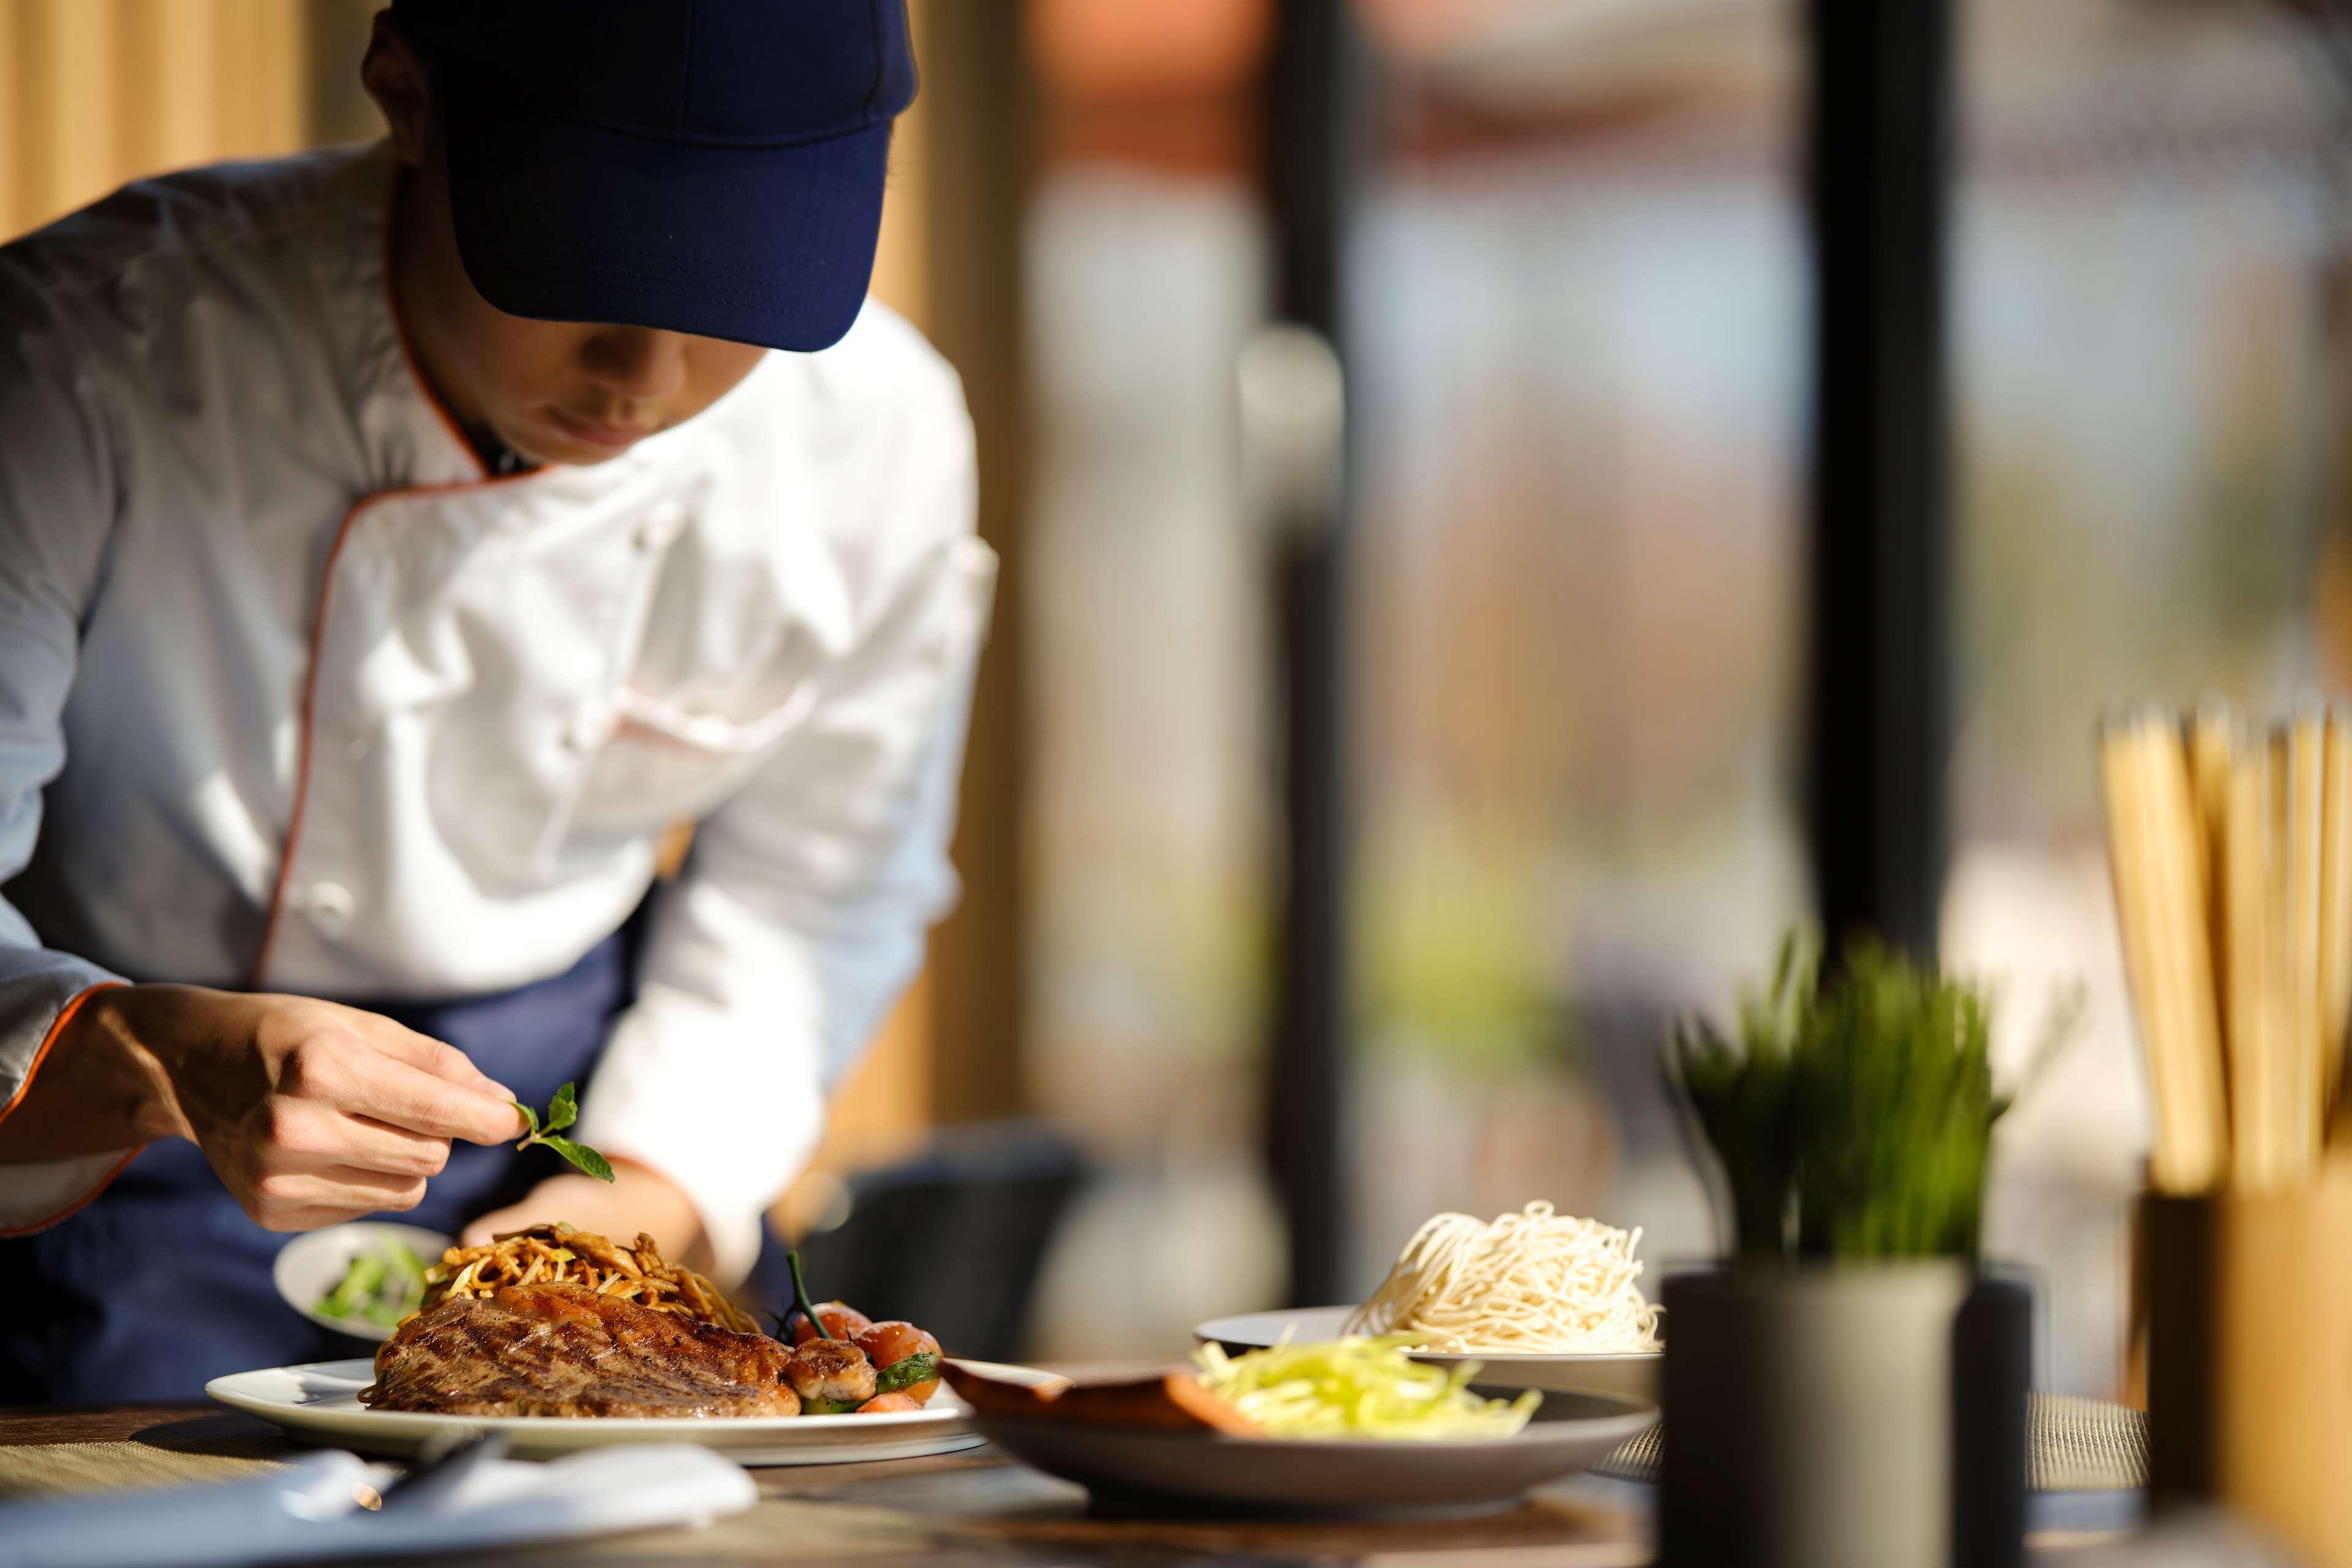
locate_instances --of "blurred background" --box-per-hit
[4,0,2349,1398]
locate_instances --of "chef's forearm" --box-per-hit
[0,984,183,1163]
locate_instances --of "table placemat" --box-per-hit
[1589,1391,2148,1493]
[0,1436,291,1499]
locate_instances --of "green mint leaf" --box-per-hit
[511,1099,540,1139]
[540,1136,614,1183]
[875,1352,939,1394]
[801,1397,857,1415]
[546,1082,579,1134]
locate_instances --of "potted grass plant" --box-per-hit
[1659,937,2058,1568]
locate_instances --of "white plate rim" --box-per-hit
[271,1221,456,1343]
[1194,1305,1663,1365]
[965,1387,1660,1510]
[970,1390,1660,1454]
[207,1355,1054,1460]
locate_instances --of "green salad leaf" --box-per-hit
[315,1238,428,1331]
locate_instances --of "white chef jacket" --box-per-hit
[0,143,991,1282]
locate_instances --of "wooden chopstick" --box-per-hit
[2189,701,2235,1052]
[2320,705,2352,1126]
[2285,712,2328,1176]
[2101,707,2230,1193]
[2225,741,2291,1190]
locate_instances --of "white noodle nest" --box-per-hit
[1343,1200,1664,1354]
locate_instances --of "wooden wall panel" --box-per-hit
[17,0,123,232]
[0,0,306,242]
[913,0,1033,1127]
[119,0,222,175]
[214,0,304,160]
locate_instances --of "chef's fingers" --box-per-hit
[329,1114,455,1178]
[265,1099,453,1178]
[337,1051,527,1146]
[251,1167,429,1226]
[351,1015,518,1104]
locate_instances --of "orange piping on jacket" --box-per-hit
[247,165,548,989]
[0,981,136,1235]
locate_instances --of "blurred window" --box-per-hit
[1947,0,2342,1395]
[1345,0,2351,1400]
[1345,0,1810,1302]
[1019,0,1288,1359]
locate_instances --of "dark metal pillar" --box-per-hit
[1265,0,1362,1309]
[1803,0,1956,960]
[922,0,1033,1122]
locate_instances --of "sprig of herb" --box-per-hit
[511,1082,614,1183]
[1792,943,1999,1260]
[1667,932,1809,1260]
[785,1250,832,1340]
[1668,934,2073,1265]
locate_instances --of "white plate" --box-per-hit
[208,1357,1052,1466]
[1196,1306,1662,1404]
[972,1389,1657,1512]
[274,1222,456,1343]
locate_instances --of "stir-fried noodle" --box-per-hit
[420,1222,758,1333]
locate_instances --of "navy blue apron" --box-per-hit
[0,931,634,1404]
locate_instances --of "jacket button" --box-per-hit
[634,501,688,551]
[563,707,612,753]
[305,881,355,932]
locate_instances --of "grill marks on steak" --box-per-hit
[361,1286,802,1418]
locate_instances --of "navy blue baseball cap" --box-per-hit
[389,0,914,353]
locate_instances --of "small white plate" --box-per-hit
[274,1222,454,1343]
[1196,1306,1662,1404]
[972,1389,1657,1512]
[208,1357,1052,1466]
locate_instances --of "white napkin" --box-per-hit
[0,1442,758,1568]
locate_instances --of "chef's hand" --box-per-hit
[4,983,521,1231]
[465,1160,719,1281]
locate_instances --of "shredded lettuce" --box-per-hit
[316,1239,428,1331]
[1190,1334,1540,1441]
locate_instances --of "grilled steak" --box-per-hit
[361,1286,802,1418]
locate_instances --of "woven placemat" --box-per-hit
[0,1436,292,1499]
[1589,1392,2147,1493]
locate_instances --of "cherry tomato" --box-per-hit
[854,1321,943,1403]
[856,1392,922,1414]
[785,1301,873,1346]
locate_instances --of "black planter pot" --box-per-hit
[1657,1264,2031,1568]
[1951,1273,2030,1568]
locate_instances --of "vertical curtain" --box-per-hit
[0,0,307,243]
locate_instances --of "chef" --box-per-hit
[0,0,986,1401]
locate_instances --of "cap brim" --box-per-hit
[440,76,889,354]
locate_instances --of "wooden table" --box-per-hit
[0,1403,2136,1566]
